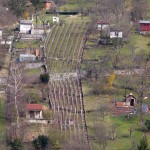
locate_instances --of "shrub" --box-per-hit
[32,135,49,150]
[39,73,49,83]
[138,136,149,150]
[10,138,22,150]
[145,120,150,131]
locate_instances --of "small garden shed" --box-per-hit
[97,20,109,31]
[125,93,136,107]
[20,20,33,34]
[26,104,43,119]
[139,20,150,34]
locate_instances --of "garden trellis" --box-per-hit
[46,22,89,147]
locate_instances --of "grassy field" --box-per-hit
[59,0,94,11]
[14,41,40,49]
[0,95,10,150]
[82,72,150,150]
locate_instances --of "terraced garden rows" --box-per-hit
[45,22,89,147]
[46,22,88,73]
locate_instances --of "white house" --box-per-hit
[20,20,33,34]
[53,16,59,23]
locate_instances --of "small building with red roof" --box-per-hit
[139,20,150,34]
[97,20,109,31]
[125,93,136,107]
[26,104,43,119]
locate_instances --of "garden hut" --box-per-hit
[125,93,136,107]
[97,20,109,31]
[26,104,43,119]
[20,20,33,34]
[139,20,150,34]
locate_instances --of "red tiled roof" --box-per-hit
[26,104,43,110]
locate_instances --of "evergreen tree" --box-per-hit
[32,135,49,150]
[31,0,44,10]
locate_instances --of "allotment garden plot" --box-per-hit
[45,22,89,146]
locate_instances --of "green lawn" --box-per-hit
[15,41,40,49]
[59,0,94,11]
[86,111,150,150]
[25,68,41,76]
[83,72,150,149]
[0,97,10,149]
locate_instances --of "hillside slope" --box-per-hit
[0,0,17,27]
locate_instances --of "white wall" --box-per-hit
[110,31,123,38]
[0,30,2,40]
[97,24,109,30]
[20,24,32,34]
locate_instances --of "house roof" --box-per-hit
[125,93,136,99]
[20,54,36,58]
[139,20,150,24]
[97,20,109,24]
[20,20,33,25]
[26,104,43,110]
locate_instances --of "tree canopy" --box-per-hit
[8,0,27,17]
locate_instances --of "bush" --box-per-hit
[39,73,49,83]
[10,139,22,150]
[145,120,150,131]
[43,110,53,120]
[32,135,49,150]
[138,136,149,150]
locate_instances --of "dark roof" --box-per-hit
[125,94,136,99]
[26,104,43,110]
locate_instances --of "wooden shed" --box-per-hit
[139,20,150,34]
[26,104,43,119]
[125,93,136,107]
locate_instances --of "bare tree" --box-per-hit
[6,63,25,141]
[131,0,149,21]
[94,121,110,150]
[63,139,89,150]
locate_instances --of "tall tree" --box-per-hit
[8,0,27,17]
[31,0,44,11]
[131,0,149,21]
[6,63,25,142]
